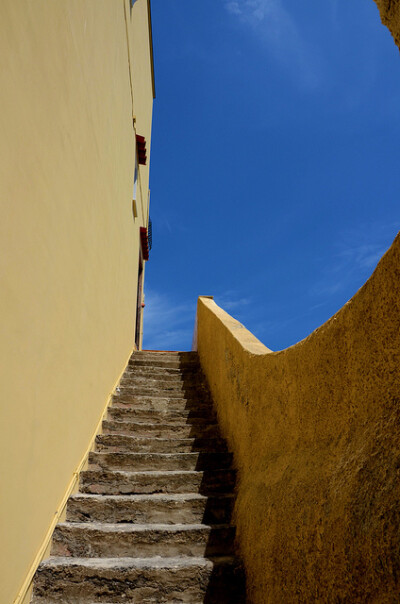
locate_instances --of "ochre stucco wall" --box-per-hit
[375,0,400,49]
[196,233,400,603]
[0,2,153,602]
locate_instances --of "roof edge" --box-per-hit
[147,0,156,99]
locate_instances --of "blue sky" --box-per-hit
[143,0,400,352]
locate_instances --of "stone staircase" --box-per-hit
[31,351,246,603]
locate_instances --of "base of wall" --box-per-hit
[13,347,135,604]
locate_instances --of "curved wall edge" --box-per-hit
[196,232,400,602]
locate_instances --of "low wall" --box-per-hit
[196,233,400,602]
[375,0,400,50]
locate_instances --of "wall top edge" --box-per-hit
[197,296,273,356]
[147,0,156,99]
[198,231,400,362]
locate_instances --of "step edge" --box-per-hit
[39,554,240,570]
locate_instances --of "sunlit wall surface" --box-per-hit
[0,1,153,601]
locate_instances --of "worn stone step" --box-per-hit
[123,365,200,378]
[51,522,235,558]
[116,385,208,399]
[113,393,211,407]
[129,358,199,370]
[67,493,235,525]
[112,393,212,408]
[102,420,220,439]
[134,351,197,360]
[120,381,200,396]
[122,366,201,377]
[88,451,233,472]
[95,434,228,454]
[130,352,195,358]
[110,397,215,417]
[130,351,197,360]
[118,379,205,392]
[120,372,203,385]
[108,406,215,425]
[80,469,236,495]
[30,348,246,602]
[133,350,195,357]
[32,555,246,603]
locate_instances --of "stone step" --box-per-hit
[80,469,236,495]
[130,350,199,363]
[123,365,200,378]
[102,420,220,439]
[129,358,199,370]
[122,376,202,388]
[112,399,209,413]
[111,393,212,407]
[118,375,202,392]
[116,376,203,397]
[130,351,197,359]
[32,555,246,603]
[121,367,202,385]
[51,522,236,558]
[129,352,198,361]
[108,405,215,424]
[30,349,245,602]
[88,451,233,472]
[134,351,197,360]
[116,385,208,399]
[67,493,235,525]
[95,434,228,453]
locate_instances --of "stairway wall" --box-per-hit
[374,0,400,50]
[0,2,153,603]
[196,233,400,603]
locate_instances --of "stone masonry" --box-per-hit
[31,351,245,602]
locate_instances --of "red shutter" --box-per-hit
[136,135,147,165]
[140,227,149,260]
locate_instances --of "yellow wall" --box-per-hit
[374,0,400,49]
[196,233,400,603]
[0,1,153,602]
[128,0,154,225]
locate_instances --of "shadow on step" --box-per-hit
[196,449,247,603]
[180,363,247,603]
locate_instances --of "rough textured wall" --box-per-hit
[375,0,400,49]
[0,1,153,602]
[196,233,400,603]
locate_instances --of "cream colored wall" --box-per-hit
[196,234,400,602]
[126,0,154,349]
[128,0,154,226]
[0,1,153,602]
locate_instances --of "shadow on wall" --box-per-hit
[195,232,400,603]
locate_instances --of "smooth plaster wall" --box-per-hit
[0,1,153,602]
[196,234,400,603]
[127,0,154,225]
[375,0,400,49]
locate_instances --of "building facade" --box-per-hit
[0,1,154,601]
